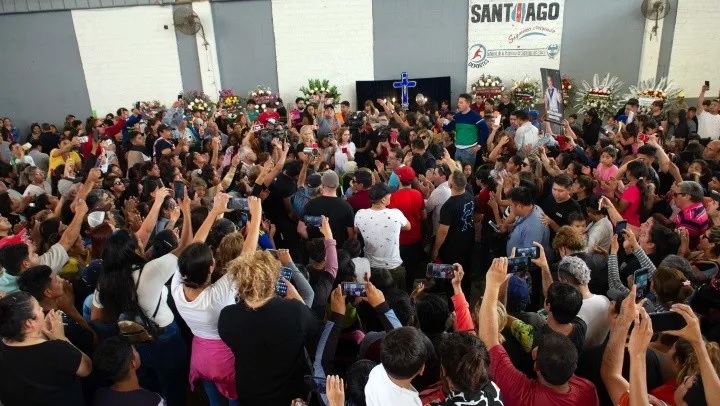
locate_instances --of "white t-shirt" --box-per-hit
[698,110,720,140]
[585,217,613,252]
[514,121,540,151]
[170,270,236,340]
[577,294,610,349]
[354,208,408,269]
[93,253,178,328]
[425,182,451,236]
[333,142,356,174]
[23,182,51,197]
[365,364,422,406]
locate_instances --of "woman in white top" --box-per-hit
[171,194,258,406]
[331,128,356,175]
[91,188,193,406]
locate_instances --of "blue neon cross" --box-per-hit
[393,72,417,109]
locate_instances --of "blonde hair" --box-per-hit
[299,125,316,145]
[227,250,279,303]
[215,232,245,271]
[496,302,507,344]
[675,338,720,382]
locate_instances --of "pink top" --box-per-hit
[593,164,618,195]
[620,184,642,227]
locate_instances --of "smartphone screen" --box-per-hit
[508,256,530,273]
[616,220,628,236]
[341,282,367,297]
[426,263,455,279]
[634,268,650,299]
[516,246,540,259]
[304,215,322,228]
[650,311,686,332]
[275,267,293,297]
[173,181,185,200]
[77,136,89,143]
[228,197,249,211]
[494,115,501,126]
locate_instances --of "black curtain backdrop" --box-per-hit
[356,76,451,111]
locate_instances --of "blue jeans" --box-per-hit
[136,321,189,406]
[454,147,477,167]
[203,380,239,406]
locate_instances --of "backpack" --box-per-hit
[117,265,162,343]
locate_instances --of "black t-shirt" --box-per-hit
[43,309,94,356]
[218,297,320,405]
[438,193,475,264]
[307,264,335,319]
[302,196,355,246]
[92,387,165,406]
[39,132,60,154]
[540,196,582,227]
[153,138,173,159]
[264,173,297,224]
[0,340,83,406]
[532,317,587,355]
[576,339,664,406]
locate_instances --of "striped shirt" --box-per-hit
[674,202,709,249]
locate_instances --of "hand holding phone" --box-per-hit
[633,268,650,299]
[275,267,293,297]
[426,263,455,279]
[508,256,530,273]
[650,311,687,332]
[516,246,540,259]
[304,215,322,228]
[341,282,367,297]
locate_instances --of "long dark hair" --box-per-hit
[0,292,36,341]
[627,160,653,217]
[97,229,146,316]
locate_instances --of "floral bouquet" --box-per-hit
[470,74,505,102]
[136,100,166,119]
[299,79,340,105]
[624,77,682,114]
[181,90,215,114]
[218,89,243,120]
[510,77,541,109]
[575,74,624,118]
[560,75,576,108]
[248,85,278,110]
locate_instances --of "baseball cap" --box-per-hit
[558,256,591,285]
[354,170,373,188]
[87,211,106,228]
[394,166,416,184]
[507,275,530,308]
[157,124,171,133]
[368,183,392,203]
[306,173,322,188]
[321,170,339,188]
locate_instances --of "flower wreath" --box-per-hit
[510,78,541,109]
[299,79,341,105]
[247,85,278,110]
[625,77,682,115]
[181,90,215,114]
[575,73,624,118]
[560,75,576,108]
[218,89,244,120]
[136,100,166,119]
[469,74,505,102]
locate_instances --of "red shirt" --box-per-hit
[489,345,599,406]
[347,189,371,212]
[470,102,485,114]
[257,111,280,126]
[388,188,425,245]
[476,187,494,221]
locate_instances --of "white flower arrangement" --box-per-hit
[300,79,340,104]
[510,77,541,109]
[624,77,682,114]
[470,74,505,102]
[575,73,624,118]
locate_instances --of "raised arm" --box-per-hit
[57,199,89,252]
[135,187,169,249]
[171,196,193,256]
[241,197,262,254]
[478,258,508,348]
[192,194,229,244]
[601,285,639,405]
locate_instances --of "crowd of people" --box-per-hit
[0,81,719,406]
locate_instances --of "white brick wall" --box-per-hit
[271,0,374,109]
[72,6,183,116]
[668,0,720,98]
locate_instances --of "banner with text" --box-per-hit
[467,1,565,94]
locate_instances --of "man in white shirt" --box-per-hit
[365,327,425,406]
[513,109,539,155]
[425,163,452,237]
[354,183,410,289]
[556,256,609,349]
[697,84,720,140]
